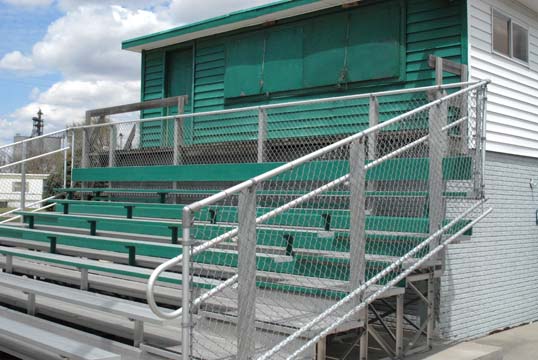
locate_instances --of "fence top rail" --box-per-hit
[0,80,482,148]
[185,80,490,213]
[0,128,67,152]
[68,80,480,131]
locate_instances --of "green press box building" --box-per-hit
[122,0,538,344]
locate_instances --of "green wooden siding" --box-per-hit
[140,0,466,147]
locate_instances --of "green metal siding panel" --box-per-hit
[72,157,473,183]
[302,12,347,88]
[224,32,265,98]
[346,1,403,83]
[141,0,464,145]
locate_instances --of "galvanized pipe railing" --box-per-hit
[263,205,493,360]
[145,81,489,321]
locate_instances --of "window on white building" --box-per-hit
[12,182,29,193]
[492,9,529,63]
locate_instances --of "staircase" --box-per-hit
[0,80,490,360]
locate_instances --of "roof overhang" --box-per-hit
[122,0,362,52]
[516,0,538,14]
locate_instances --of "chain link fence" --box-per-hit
[0,132,68,222]
[139,81,490,359]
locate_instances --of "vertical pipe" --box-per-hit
[426,274,435,350]
[350,138,368,359]
[109,124,117,168]
[460,65,469,155]
[368,96,379,161]
[257,108,267,163]
[181,207,192,360]
[395,294,404,357]
[349,139,367,292]
[237,185,257,359]
[20,142,27,216]
[70,130,75,188]
[63,130,68,189]
[428,101,447,247]
[174,96,186,166]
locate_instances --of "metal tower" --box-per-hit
[31,109,44,137]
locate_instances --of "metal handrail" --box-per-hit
[0,147,70,170]
[145,81,489,320]
[263,204,493,360]
[0,129,66,151]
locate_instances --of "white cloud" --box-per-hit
[0,79,140,143]
[0,51,35,72]
[0,0,279,144]
[164,0,277,25]
[27,5,173,81]
[1,0,52,7]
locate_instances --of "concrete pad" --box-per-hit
[475,322,538,360]
[419,342,502,360]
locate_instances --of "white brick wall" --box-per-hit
[440,151,538,340]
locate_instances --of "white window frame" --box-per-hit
[491,8,529,65]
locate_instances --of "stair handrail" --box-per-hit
[145,80,490,320]
[260,202,493,359]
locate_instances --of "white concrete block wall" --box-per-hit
[440,151,538,340]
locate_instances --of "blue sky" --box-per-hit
[0,3,61,121]
[0,0,275,145]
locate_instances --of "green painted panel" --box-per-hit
[72,157,473,183]
[263,25,304,93]
[224,31,264,97]
[138,0,464,145]
[303,12,347,88]
[347,1,402,82]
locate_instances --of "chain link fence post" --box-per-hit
[257,108,267,163]
[237,184,257,359]
[20,141,27,217]
[181,207,193,360]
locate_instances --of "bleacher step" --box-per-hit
[0,306,129,360]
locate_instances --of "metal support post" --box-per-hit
[474,88,486,199]
[20,142,27,216]
[133,320,144,347]
[26,292,36,316]
[460,65,469,155]
[70,130,75,188]
[5,255,13,273]
[237,185,257,360]
[359,308,369,360]
[350,139,368,359]
[257,108,268,163]
[109,125,117,168]
[63,130,68,188]
[81,128,89,169]
[80,268,89,291]
[349,139,367,292]
[428,101,448,246]
[173,97,185,167]
[426,274,435,350]
[368,96,379,161]
[316,337,327,360]
[396,294,404,358]
[181,208,193,360]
